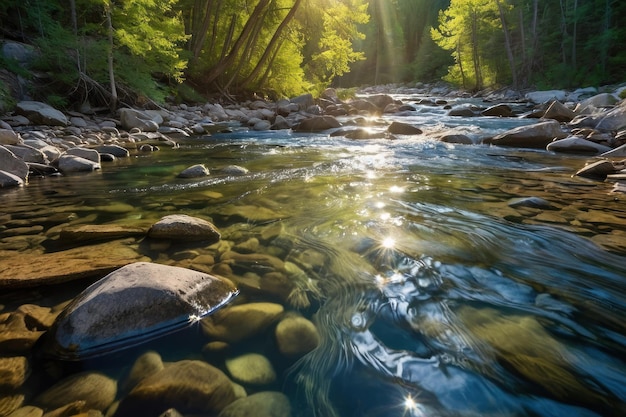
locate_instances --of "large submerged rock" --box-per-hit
[41,262,238,360]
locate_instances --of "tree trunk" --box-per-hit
[105,2,117,111]
[202,0,272,86]
[240,0,303,89]
[496,0,517,88]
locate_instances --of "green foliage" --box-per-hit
[0,79,17,113]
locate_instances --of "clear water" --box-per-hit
[1,106,626,416]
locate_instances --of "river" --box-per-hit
[1,97,625,416]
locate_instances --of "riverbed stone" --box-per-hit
[596,100,626,131]
[218,391,291,417]
[293,116,341,132]
[0,394,24,417]
[148,214,221,243]
[115,360,237,417]
[0,129,22,145]
[57,154,101,173]
[66,147,100,163]
[59,224,148,243]
[574,159,621,179]
[201,302,284,343]
[96,145,130,158]
[122,351,165,393]
[0,170,24,187]
[42,262,238,360]
[0,311,45,353]
[15,101,68,126]
[275,314,320,357]
[542,100,576,122]
[440,134,473,144]
[482,104,514,117]
[177,164,210,178]
[4,144,46,163]
[387,121,422,135]
[0,145,29,182]
[34,372,117,411]
[487,120,567,148]
[225,353,276,385]
[119,108,159,132]
[5,405,44,417]
[0,239,147,289]
[219,165,249,176]
[525,90,568,103]
[0,356,28,390]
[546,136,612,154]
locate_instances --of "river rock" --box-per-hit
[177,164,210,178]
[219,165,249,176]
[440,134,473,144]
[115,360,237,417]
[57,154,101,173]
[275,315,319,357]
[119,108,159,132]
[575,93,618,114]
[96,145,130,158]
[201,302,284,343]
[59,224,147,243]
[0,170,24,188]
[0,145,29,182]
[41,262,238,360]
[546,136,612,154]
[602,143,626,157]
[293,116,341,132]
[225,353,276,385]
[34,372,117,411]
[66,147,100,163]
[0,356,28,390]
[218,391,291,417]
[5,405,44,417]
[542,100,576,122]
[595,100,626,131]
[0,129,21,145]
[15,101,68,126]
[122,351,164,393]
[0,313,45,353]
[487,120,567,148]
[482,104,514,117]
[3,144,46,163]
[387,121,422,135]
[148,214,221,242]
[0,394,24,417]
[525,90,568,104]
[574,159,621,179]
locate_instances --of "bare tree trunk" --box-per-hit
[203,0,272,86]
[470,8,482,90]
[457,42,466,90]
[496,0,517,88]
[105,2,117,111]
[571,0,578,69]
[240,0,303,89]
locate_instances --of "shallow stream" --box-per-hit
[1,99,626,416]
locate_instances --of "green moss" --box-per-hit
[0,79,17,114]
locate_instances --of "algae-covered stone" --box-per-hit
[115,360,237,417]
[201,302,284,343]
[275,315,320,357]
[34,372,117,411]
[148,214,221,243]
[225,353,276,385]
[218,392,291,417]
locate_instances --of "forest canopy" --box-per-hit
[0,0,624,108]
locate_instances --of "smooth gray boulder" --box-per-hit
[0,129,21,145]
[41,262,238,360]
[57,154,101,173]
[15,101,68,126]
[0,145,29,182]
[487,120,567,148]
[66,147,100,163]
[0,170,24,187]
[119,108,159,132]
[546,136,613,154]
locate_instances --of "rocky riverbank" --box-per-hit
[1,85,626,191]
